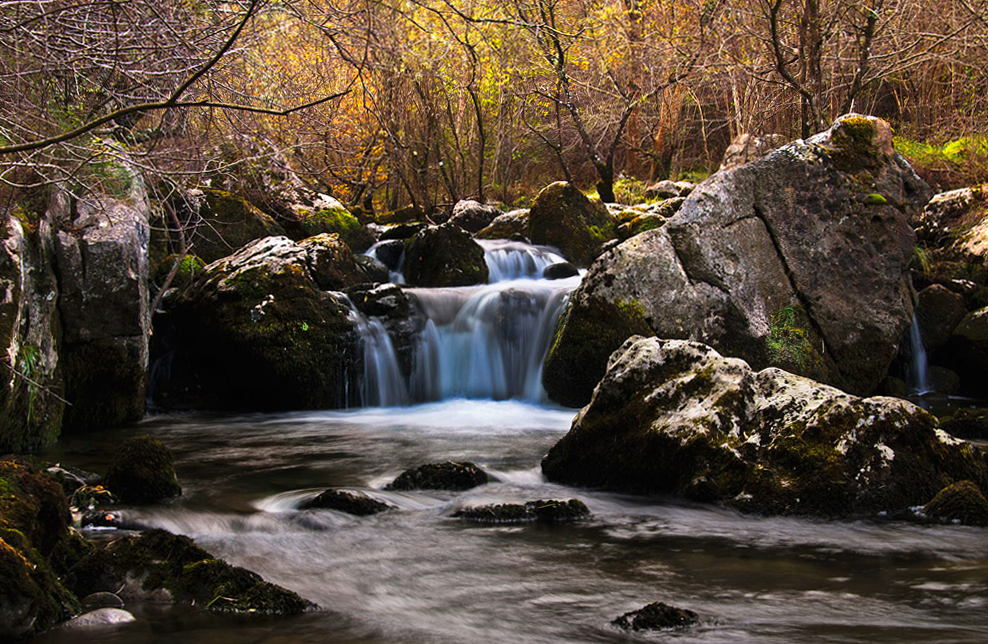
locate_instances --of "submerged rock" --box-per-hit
[300,489,393,516]
[612,602,699,632]
[453,499,590,524]
[404,224,489,287]
[542,336,988,518]
[61,607,135,628]
[102,435,181,505]
[528,182,618,267]
[66,529,315,614]
[385,461,490,491]
[544,115,932,407]
[923,480,988,526]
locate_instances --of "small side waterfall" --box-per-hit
[352,240,579,406]
[907,316,931,395]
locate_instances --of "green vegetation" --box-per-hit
[895,135,988,189]
[766,305,812,369]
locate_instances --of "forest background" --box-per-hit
[2,0,987,217]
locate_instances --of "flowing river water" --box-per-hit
[33,241,988,643]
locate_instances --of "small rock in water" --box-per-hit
[612,602,699,631]
[923,480,988,526]
[299,489,394,516]
[61,607,136,628]
[385,461,490,491]
[453,499,591,524]
[543,262,579,280]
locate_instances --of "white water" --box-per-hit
[354,240,580,406]
[908,316,931,395]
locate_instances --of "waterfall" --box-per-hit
[907,316,931,395]
[353,240,579,406]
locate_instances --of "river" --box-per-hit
[31,239,988,643]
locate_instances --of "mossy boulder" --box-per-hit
[940,408,988,440]
[403,224,489,287]
[299,489,393,515]
[66,529,315,614]
[297,233,364,291]
[612,602,699,632]
[157,236,362,410]
[452,499,590,524]
[542,336,988,518]
[188,189,287,264]
[294,199,374,252]
[102,435,181,504]
[528,182,618,266]
[542,115,930,408]
[543,296,653,408]
[448,200,502,233]
[0,458,81,639]
[385,461,490,491]
[923,480,988,526]
[475,209,530,240]
[152,253,206,289]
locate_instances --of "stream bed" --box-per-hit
[36,399,988,644]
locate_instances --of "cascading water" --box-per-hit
[353,239,578,406]
[907,316,931,395]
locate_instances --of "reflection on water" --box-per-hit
[37,401,988,644]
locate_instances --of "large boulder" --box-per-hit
[181,189,287,264]
[940,305,988,397]
[475,209,530,240]
[542,337,988,518]
[156,236,362,410]
[544,115,932,407]
[297,233,364,291]
[0,213,64,452]
[448,200,502,233]
[290,194,374,252]
[51,165,152,432]
[528,182,618,266]
[403,223,489,287]
[102,435,182,504]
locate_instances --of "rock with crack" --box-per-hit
[543,114,933,407]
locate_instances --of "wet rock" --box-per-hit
[66,529,316,614]
[371,239,406,271]
[542,336,988,518]
[543,262,580,280]
[404,224,489,287]
[941,408,988,440]
[347,283,410,319]
[923,480,988,526]
[298,233,364,291]
[0,458,81,638]
[475,209,530,240]
[528,182,618,267]
[46,465,100,497]
[941,306,988,397]
[354,253,390,283]
[378,222,426,241]
[612,602,699,632]
[70,485,117,510]
[449,200,502,233]
[453,499,590,524]
[103,435,181,505]
[385,461,490,491]
[916,285,967,354]
[300,489,393,515]
[158,236,361,410]
[544,115,932,407]
[61,607,135,628]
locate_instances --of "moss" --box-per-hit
[866,193,888,205]
[923,480,988,526]
[173,559,314,614]
[299,207,373,252]
[766,305,813,370]
[528,182,619,266]
[153,253,206,287]
[542,296,653,408]
[829,115,883,173]
[102,435,181,504]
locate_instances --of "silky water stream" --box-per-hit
[36,241,988,643]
